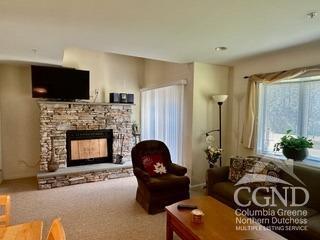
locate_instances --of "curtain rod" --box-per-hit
[140,79,187,92]
[243,64,320,79]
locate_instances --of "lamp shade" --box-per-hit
[212,95,228,103]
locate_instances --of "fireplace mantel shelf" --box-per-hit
[37,100,135,106]
[37,161,132,178]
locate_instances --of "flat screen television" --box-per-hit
[31,65,90,100]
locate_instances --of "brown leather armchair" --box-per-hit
[131,140,190,214]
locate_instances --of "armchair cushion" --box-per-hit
[141,153,167,176]
[146,174,190,191]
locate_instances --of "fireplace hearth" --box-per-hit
[66,129,113,167]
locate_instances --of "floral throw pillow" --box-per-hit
[228,156,246,183]
[141,153,167,177]
[244,159,281,189]
[228,156,280,188]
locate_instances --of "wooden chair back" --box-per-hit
[46,218,66,240]
[0,195,10,227]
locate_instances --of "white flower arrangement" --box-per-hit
[205,146,222,165]
[204,135,222,166]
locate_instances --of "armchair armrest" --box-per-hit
[133,167,150,182]
[207,166,229,187]
[167,163,187,176]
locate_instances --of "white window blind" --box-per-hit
[141,84,184,164]
[257,76,320,162]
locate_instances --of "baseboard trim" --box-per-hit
[190,182,206,189]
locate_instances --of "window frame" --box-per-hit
[256,75,320,163]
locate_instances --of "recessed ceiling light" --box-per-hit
[214,47,227,51]
[307,12,318,19]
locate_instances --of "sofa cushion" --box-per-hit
[146,174,190,191]
[263,198,318,219]
[211,182,238,201]
[211,181,269,207]
[295,214,320,240]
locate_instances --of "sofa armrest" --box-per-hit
[207,166,229,187]
[133,167,150,182]
[167,163,187,176]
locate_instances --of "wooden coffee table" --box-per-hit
[165,196,286,240]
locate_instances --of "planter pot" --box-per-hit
[282,147,308,161]
[208,156,220,168]
[48,161,59,172]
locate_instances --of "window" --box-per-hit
[141,84,184,164]
[257,75,320,162]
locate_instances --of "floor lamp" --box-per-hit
[206,94,228,167]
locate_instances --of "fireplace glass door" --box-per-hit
[70,139,108,161]
[66,129,113,166]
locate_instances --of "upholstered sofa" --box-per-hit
[207,159,320,240]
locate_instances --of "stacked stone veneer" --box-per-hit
[39,101,133,171]
[37,101,134,189]
[37,167,134,189]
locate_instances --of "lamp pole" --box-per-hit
[218,102,222,167]
[207,94,228,168]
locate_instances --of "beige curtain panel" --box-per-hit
[241,66,320,149]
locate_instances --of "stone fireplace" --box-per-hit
[37,101,134,189]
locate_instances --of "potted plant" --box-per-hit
[273,130,313,161]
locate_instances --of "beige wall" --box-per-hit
[143,59,193,87]
[63,48,145,124]
[0,49,145,180]
[192,63,230,185]
[0,64,40,179]
[143,59,194,177]
[227,41,320,159]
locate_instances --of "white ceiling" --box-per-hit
[1,0,320,65]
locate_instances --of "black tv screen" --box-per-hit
[31,65,90,100]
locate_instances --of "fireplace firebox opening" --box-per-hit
[66,129,113,167]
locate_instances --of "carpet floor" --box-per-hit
[0,176,204,240]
